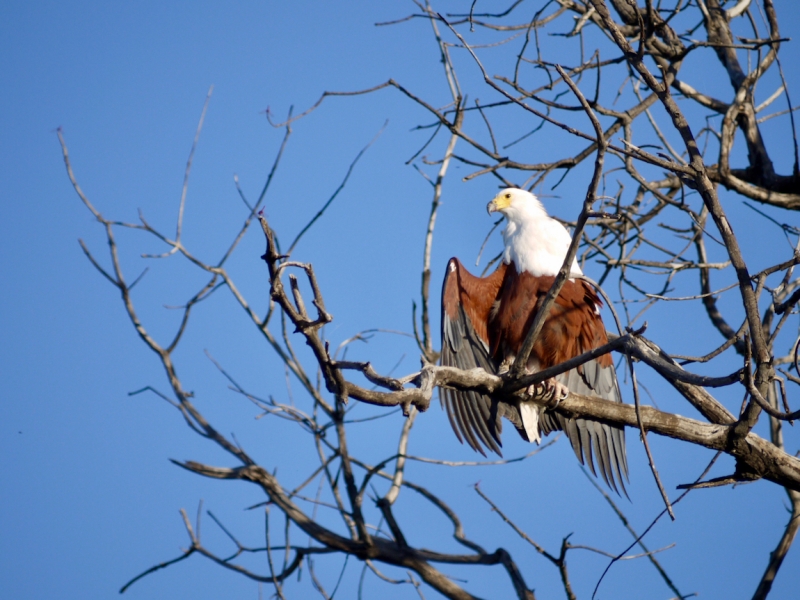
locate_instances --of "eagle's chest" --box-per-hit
[488,267,600,371]
[488,269,552,361]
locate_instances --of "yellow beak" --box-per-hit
[487,193,512,215]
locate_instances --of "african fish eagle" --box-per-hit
[440,188,628,493]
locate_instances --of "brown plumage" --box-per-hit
[439,188,628,494]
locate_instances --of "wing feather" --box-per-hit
[440,259,507,455]
[498,274,628,495]
[543,280,628,496]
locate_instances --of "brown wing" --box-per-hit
[538,279,628,495]
[491,269,629,495]
[440,258,509,455]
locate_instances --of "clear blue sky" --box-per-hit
[2,1,799,598]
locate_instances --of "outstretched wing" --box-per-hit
[440,258,509,456]
[537,280,629,495]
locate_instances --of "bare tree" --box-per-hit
[61,1,799,598]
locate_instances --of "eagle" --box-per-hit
[440,188,628,493]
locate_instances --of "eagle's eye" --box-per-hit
[505,193,511,199]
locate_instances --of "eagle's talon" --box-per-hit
[524,383,544,400]
[541,378,569,407]
[523,378,567,406]
[548,384,569,409]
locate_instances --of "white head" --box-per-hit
[486,187,548,223]
[486,187,581,277]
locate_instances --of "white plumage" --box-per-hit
[492,188,582,277]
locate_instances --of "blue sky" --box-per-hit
[3,1,800,598]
